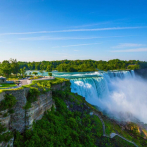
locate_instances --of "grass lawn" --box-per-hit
[0,83,17,89]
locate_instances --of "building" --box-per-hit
[0,77,6,84]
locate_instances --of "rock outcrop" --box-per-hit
[25,91,55,129]
[0,82,66,147]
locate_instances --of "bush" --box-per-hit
[48,72,52,76]
[0,132,13,143]
[24,87,40,109]
[27,87,40,103]
[8,109,14,114]
[0,123,6,133]
[0,94,17,111]
[3,113,8,117]
[23,102,31,110]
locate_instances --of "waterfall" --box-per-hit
[69,70,147,123]
[70,70,133,103]
[70,77,109,103]
[51,70,147,123]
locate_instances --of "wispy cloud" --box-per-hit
[0,26,146,36]
[19,36,122,41]
[69,21,111,28]
[59,43,101,48]
[111,48,147,52]
[112,43,145,48]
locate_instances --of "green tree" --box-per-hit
[0,60,11,77]
[32,72,38,76]
[35,63,40,70]
[40,64,44,70]
[28,63,33,70]
[10,58,20,75]
[48,72,52,76]
[46,65,52,72]
[20,67,26,77]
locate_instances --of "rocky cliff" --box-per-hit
[0,81,67,147]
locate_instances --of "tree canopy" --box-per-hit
[0,59,146,76]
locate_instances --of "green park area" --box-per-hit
[0,83,17,89]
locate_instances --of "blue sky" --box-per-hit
[0,0,147,62]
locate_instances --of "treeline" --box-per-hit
[0,59,20,77]
[18,59,147,72]
[0,59,27,78]
[0,59,147,76]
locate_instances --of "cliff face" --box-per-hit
[25,91,54,129]
[0,82,66,147]
[5,89,28,133]
[134,68,147,79]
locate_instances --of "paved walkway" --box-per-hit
[93,112,138,147]
[20,79,28,85]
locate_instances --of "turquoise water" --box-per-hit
[26,70,132,79]
[26,70,103,79]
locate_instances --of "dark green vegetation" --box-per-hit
[0,123,13,143]
[0,94,16,143]
[0,59,147,76]
[0,94,16,111]
[48,72,52,76]
[14,87,138,147]
[24,87,40,109]
[0,59,20,78]
[18,59,147,72]
[0,131,13,143]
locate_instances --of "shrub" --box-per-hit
[27,87,40,103]
[0,132,13,143]
[48,72,52,76]
[8,109,14,114]
[3,113,8,117]
[0,94,17,111]
[23,102,31,110]
[0,123,7,133]
[24,87,40,109]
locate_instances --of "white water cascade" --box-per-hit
[70,70,147,123]
[70,70,135,101]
